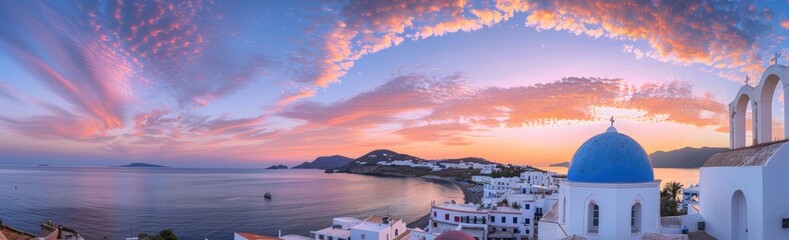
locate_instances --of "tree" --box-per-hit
[137,229,179,240]
[662,181,684,202]
[511,201,521,209]
[659,181,687,217]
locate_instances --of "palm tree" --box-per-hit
[662,181,684,202]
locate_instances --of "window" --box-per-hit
[445,213,449,220]
[631,203,642,233]
[513,217,518,224]
[433,222,437,228]
[524,204,530,210]
[501,216,506,223]
[395,229,399,236]
[514,229,520,234]
[361,234,366,240]
[433,211,437,217]
[328,237,333,240]
[502,228,507,232]
[319,235,325,240]
[490,216,495,222]
[454,216,460,222]
[588,203,599,233]
[524,218,530,224]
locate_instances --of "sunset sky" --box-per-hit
[1,0,788,167]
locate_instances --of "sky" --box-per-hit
[0,0,788,167]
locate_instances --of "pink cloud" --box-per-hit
[0,81,21,102]
[523,1,776,76]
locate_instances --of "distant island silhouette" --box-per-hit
[549,146,729,169]
[266,164,288,170]
[117,162,165,168]
[293,155,353,169]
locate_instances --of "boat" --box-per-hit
[264,192,272,200]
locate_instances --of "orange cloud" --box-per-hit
[523,1,775,78]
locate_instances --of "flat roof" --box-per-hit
[434,203,485,213]
[352,221,389,232]
[364,215,401,224]
[281,235,312,240]
[313,227,351,238]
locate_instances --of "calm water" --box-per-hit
[0,167,462,240]
[541,167,700,187]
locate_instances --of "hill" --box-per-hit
[343,149,426,167]
[649,147,729,168]
[117,162,165,168]
[437,157,496,165]
[292,155,353,169]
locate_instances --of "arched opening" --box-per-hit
[733,93,757,148]
[732,190,748,239]
[587,202,599,233]
[631,202,642,233]
[759,74,787,142]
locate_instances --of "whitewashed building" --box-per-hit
[483,177,520,200]
[310,216,407,240]
[472,175,493,185]
[697,63,789,240]
[538,126,661,240]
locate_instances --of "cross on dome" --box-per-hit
[772,52,782,65]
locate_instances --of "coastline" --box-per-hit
[406,176,483,229]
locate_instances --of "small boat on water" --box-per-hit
[264,192,272,200]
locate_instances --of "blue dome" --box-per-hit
[567,127,654,183]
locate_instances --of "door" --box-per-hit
[732,190,748,240]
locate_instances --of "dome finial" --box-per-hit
[606,116,617,133]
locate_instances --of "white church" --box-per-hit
[539,61,789,240]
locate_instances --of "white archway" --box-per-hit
[731,190,748,240]
[731,91,756,148]
[758,73,788,142]
[730,64,789,149]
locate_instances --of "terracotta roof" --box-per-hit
[435,231,475,240]
[0,225,37,240]
[703,140,787,167]
[235,232,280,240]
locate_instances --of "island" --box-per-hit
[649,146,728,168]
[549,161,570,167]
[292,155,353,169]
[117,162,165,168]
[266,164,288,170]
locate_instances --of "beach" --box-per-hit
[407,177,482,229]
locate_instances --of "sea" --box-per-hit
[540,167,700,188]
[0,167,463,240]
